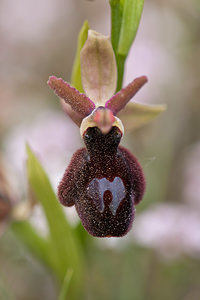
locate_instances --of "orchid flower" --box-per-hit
[47,30,165,237]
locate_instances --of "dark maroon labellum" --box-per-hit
[58,126,145,237]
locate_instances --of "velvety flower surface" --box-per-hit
[48,30,165,237]
[58,126,145,237]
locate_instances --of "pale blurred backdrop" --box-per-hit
[0,0,200,299]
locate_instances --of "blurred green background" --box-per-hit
[0,0,200,299]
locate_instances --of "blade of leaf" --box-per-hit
[109,0,126,91]
[58,269,73,300]
[118,102,166,131]
[71,20,89,92]
[0,278,15,300]
[26,145,84,293]
[109,0,123,53]
[11,220,55,270]
[118,0,145,56]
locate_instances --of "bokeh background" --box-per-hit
[0,0,200,299]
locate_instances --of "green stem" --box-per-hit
[116,54,126,91]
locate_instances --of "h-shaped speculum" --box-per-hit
[87,177,127,216]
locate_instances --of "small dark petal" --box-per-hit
[60,100,83,127]
[105,76,148,115]
[47,76,95,118]
[58,127,145,237]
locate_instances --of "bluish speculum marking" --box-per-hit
[87,177,126,216]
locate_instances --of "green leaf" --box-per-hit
[109,0,145,91]
[26,145,84,297]
[58,269,73,300]
[109,0,125,91]
[118,102,167,131]
[109,0,123,53]
[11,220,55,270]
[118,0,145,56]
[0,277,15,300]
[71,20,89,92]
